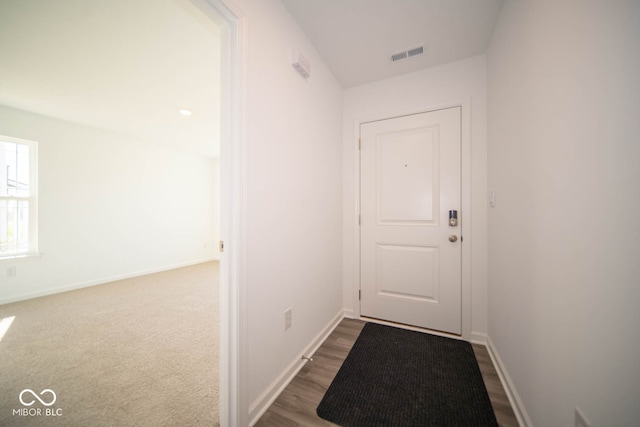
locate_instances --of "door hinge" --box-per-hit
[461,236,463,242]
[359,289,361,300]
[219,240,224,252]
[358,138,361,150]
[358,214,361,225]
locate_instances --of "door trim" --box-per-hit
[352,101,472,340]
[190,0,248,426]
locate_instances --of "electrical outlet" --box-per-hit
[575,407,591,427]
[6,266,16,278]
[285,308,292,330]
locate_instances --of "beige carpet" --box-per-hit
[0,262,219,426]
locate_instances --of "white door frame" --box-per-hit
[353,101,473,340]
[189,0,248,425]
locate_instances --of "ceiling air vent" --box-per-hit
[407,46,424,57]
[390,51,408,62]
[389,44,425,63]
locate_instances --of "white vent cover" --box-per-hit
[292,49,311,78]
[389,44,425,62]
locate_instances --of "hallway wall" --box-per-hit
[487,2,640,425]
[232,0,344,418]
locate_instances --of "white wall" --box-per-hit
[342,55,489,339]
[0,104,219,303]
[487,2,640,426]
[231,0,344,419]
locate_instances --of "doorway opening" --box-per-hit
[189,0,246,425]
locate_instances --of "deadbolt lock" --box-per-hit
[449,210,458,227]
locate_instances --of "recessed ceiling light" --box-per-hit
[179,108,192,116]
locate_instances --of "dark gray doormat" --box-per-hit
[316,322,498,426]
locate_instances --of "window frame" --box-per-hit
[0,135,38,260]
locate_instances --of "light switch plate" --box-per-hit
[285,308,292,330]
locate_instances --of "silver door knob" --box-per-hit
[449,234,458,243]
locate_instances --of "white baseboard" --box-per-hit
[0,257,218,305]
[486,335,533,427]
[342,309,356,319]
[249,310,345,426]
[470,331,488,346]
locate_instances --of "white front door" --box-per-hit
[360,107,461,334]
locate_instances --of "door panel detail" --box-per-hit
[376,244,440,303]
[377,126,440,225]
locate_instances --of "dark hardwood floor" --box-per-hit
[255,318,519,427]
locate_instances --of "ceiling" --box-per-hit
[281,0,505,88]
[0,0,221,157]
[0,1,504,156]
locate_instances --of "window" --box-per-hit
[0,136,38,258]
